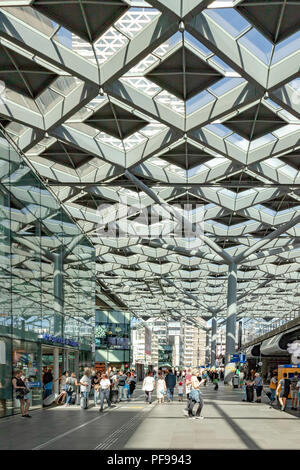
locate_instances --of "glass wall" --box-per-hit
[95,310,131,368]
[0,131,95,417]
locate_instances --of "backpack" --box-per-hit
[283,378,291,395]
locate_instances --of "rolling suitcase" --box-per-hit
[80,394,89,409]
[43,393,57,407]
[110,389,119,404]
[246,385,254,402]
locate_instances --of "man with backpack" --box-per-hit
[165,368,176,402]
[117,370,127,402]
[276,373,291,411]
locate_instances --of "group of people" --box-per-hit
[12,366,137,417]
[141,367,217,419]
[241,370,300,412]
[54,367,137,411]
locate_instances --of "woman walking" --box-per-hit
[186,368,205,420]
[142,371,155,404]
[156,373,166,404]
[92,371,101,406]
[99,373,111,412]
[65,372,79,406]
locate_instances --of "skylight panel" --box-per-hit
[204,8,250,38]
[272,30,300,65]
[238,28,273,65]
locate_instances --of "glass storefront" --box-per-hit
[0,132,95,417]
[95,310,131,369]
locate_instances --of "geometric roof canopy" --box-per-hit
[0,44,57,98]
[236,0,300,43]
[224,103,287,141]
[1,1,300,325]
[84,102,148,139]
[32,0,129,43]
[146,46,223,100]
[160,142,212,169]
[42,141,93,169]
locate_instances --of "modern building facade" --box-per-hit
[94,309,131,371]
[0,132,95,418]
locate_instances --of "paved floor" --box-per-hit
[0,383,299,450]
[125,384,300,450]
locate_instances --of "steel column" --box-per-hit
[53,251,64,337]
[225,263,237,383]
[205,330,210,366]
[211,313,217,367]
[53,347,59,395]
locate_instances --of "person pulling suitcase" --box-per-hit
[246,380,254,402]
[80,368,92,409]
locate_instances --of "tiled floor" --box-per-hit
[0,384,299,450]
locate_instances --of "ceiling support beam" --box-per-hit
[124,169,234,264]
[235,212,300,264]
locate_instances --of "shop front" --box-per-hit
[94,309,131,371]
[0,333,93,418]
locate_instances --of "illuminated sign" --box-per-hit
[42,334,79,348]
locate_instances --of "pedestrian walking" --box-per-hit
[99,373,112,412]
[269,371,278,403]
[291,371,299,410]
[156,373,166,404]
[117,370,127,402]
[276,373,291,411]
[65,372,79,406]
[186,368,205,420]
[177,381,184,401]
[142,371,155,404]
[92,372,101,406]
[165,368,176,402]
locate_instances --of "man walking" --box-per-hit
[290,371,299,410]
[117,370,127,402]
[165,368,176,402]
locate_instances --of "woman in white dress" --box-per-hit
[156,374,166,404]
[142,371,156,404]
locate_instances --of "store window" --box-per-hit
[12,340,42,414]
[0,337,12,417]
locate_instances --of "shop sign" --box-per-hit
[240,354,246,363]
[231,354,239,363]
[42,334,79,348]
[28,381,41,388]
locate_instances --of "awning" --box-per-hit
[244,344,260,358]
[260,326,300,356]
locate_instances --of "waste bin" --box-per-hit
[232,375,239,388]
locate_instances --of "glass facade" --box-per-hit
[95,310,131,368]
[0,132,95,418]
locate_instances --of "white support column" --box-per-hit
[225,263,237,383]
[211,313,217,367]
[205,330,210,366]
